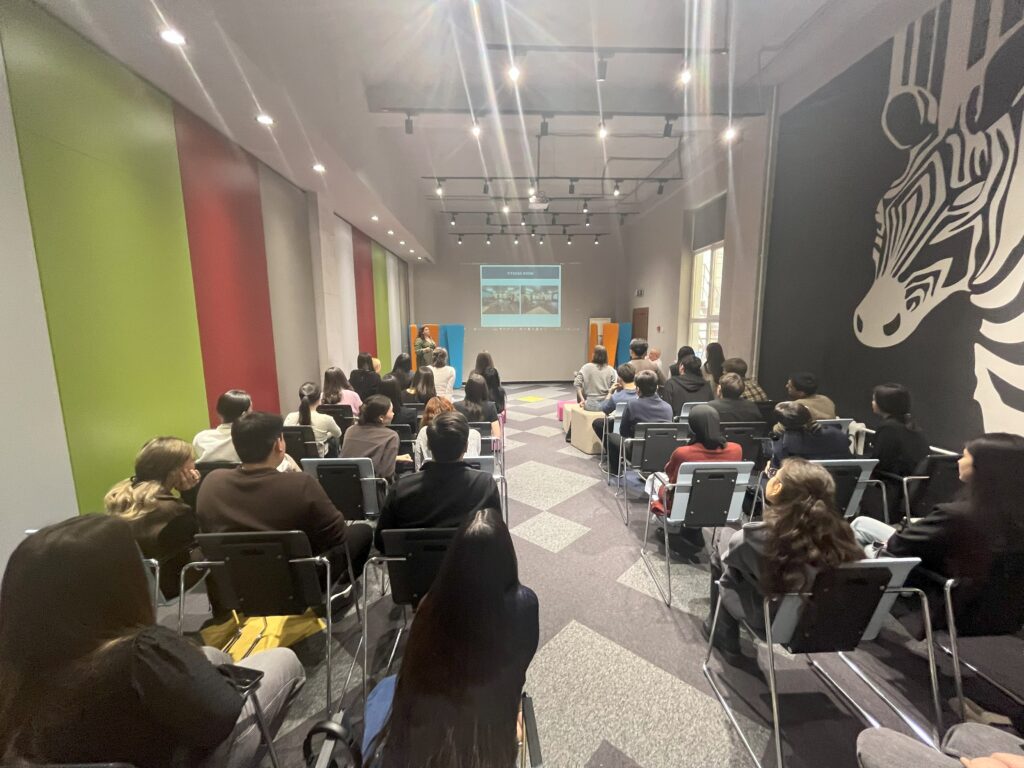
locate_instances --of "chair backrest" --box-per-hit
[952,551,1024,637]
[810,459,878,518]
[816,418,853,434]
[317,404,355,433]
[908,454,963,518]
[410,401,428,415]
[302,458,381,519]
[631,422,691,469]
[380,528,460,607]
[282,425,319,461]
[610,401,627,435]
[195,460,240,479]
[467,422,495,456]
[756,399,777,427]
[463,456,497,477]
[387,423,415,457]
[195,531,323,616]
[679,401,705,419]
[721,422,769,465]
[667,461,754,525]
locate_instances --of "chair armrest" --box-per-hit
[913,566,958,589]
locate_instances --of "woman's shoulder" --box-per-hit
[283,411,300,424]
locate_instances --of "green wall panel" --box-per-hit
[0,1,209,512]
[371,242,391,367]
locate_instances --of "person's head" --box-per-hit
[761,458,863,596]
[376,508,520,767]
[482,366,503,399]
[718,372,744,401]
[418,325,431,340]
[232,411,285,464]
[104,437,195,518]
[681,355,702,376]
[649,347,661,362]
[426,411,470,462]
[960,433,1024,521]
[0,516,155,752]
[432,347,449,368]
[391,353,412,377]
[297,381,321,426]
[360,394,393,426]
[616,363,636,386]
[372,357,382,373]
[413,367,437,402]
[420,396,455,430]
[322,367,352,404]
[629,337,649,359]
[688,404,726,450]
[872,382,913,425]
[474,351,494,375]
[591,345,608,366]
[378,374,405,415]
[356,352,375,372]
[464,372,490,406]
[216,389,252,424]
[722,357,749,379]
[786,371,819,398]
[676,346,696,364]
[635,370,659,397]
[704,342,725,375]
[774,401,815,432]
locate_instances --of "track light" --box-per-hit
[613,181,621,196]
[598,123,608,140]
[531,227,536,238]
[160,28,186,46]
[486,213,492,226]
[256,113,274,126]
[527,181,536,196]
[567,235,573,245]
[450,214,456,226]
[583,199,589,213]
[520,215,526,227]
[399,240,406,245]
[513,235,519,245]
[471,122,481,138]
[507,63,520,83]
[657,180,665,195]
[435,179,444,197]
[597,58,608,82]
[313,163,326,174]
[539,235,545,245]
[483,179,490,194]
[663,118,673,138]
[562,225,567,236]
[486,235,492,245]
[585,216,591,227]
[540,117,549,136]
[723,125,739,143]
[551,213,557,225]
[502,202,510,214]
[594,235,600,245]
[405,114,413,134]
[679,67,692,86]
[457,235,463,245]
[370,215,379,222]
[569,179,576,194]
[387,229,395,236]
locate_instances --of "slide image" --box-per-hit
[480,265,561,328]
[482,286,522,315]
[522,286,559,315]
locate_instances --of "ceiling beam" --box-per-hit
[485,43,728,56]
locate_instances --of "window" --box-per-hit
[688,242,724,359]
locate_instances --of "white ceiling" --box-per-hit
[35,0,871,256]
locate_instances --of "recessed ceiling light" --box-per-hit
[256,113,274,126]
[387,229,395,236]
[313,163,326,174]
[399,240,406,245]
[409,249,415,254]
[417,256,423,260]
[508,64,521,83]
[160,28,186,46]
[471,123,481,138]
[370,215,379,222]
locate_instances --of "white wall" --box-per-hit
[0,38,77,570]
[412,230,626,381]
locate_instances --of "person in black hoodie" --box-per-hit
[662,355,714,417]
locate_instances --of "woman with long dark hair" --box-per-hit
[454,372,502,438]
[0,515,304,767]
[413,325,436,370]
[404,367,437,405]
[379,374,419,433]
[284,381,342,457]
[706,459,863,662]
[362,508,539,765]
[350,352,382,401]
[869,382,929,476]
[473,351,495,377]
[702,342,725,386]
[389,353,414,390]
[322,366,362,411]
[482,365,507,415]
[655,404,742,513]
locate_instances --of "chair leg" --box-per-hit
[943,581,967,723]
[663,520,672,606]
[385,606,408,674]
[763,601,785,768]
[638,505,671,606]
[343,634,363,697]
[249,688,282,768]
[241,616,269,660]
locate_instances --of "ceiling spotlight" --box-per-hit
[486,235,492,245]
[679,67,693,86]
[598,123,608,140]
[567,235,573,245]
[540,117,549,136]
[483,179,490,194]
[256,113,274,126]
[520,215,527,226]
[450,214,456,226]
[531,227,537,237]
[435,180,444,197]
[657,180,665,195]
[405,114,413,134]
[502,202,510,214]
[409,249,415,254]
[160,28,186,46]
[370,214,379,222]
[568,179,576,194]
[471,122,481,138]
[387,229,395,236]
[562,225,567,236]
[417,256,423,260]
[527,181,536,196]
[539,235,545,245]
[513,235,520,245]
[723,125,739,143]
[597,58,608,82]
[507,63,521,83]
[313,163,326,174]
[663,118,673,138]
[551,213,558,225]
[399,240,406,245]
[457,235,463,245]
[613,181,621,196]
[594,235,600,245]
[585,216,591,227]
[582,199,589,213]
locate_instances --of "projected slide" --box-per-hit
[480,265,561,328]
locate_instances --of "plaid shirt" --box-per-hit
[741,378,769,403]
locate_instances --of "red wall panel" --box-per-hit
[352,226,377,355]
[174,105,280,425]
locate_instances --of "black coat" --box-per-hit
[662,374,713,416]
[707,397,763,424]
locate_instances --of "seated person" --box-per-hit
[702,342,725,387]
[389,353,413,391]
[105,437,201,599]
[374,412,501,551]
[662,355,714,416]
[427,347,457,401]
[341,395,410,482]
[404,367,437,405]
[0,515,304,768]
[851,433,1024,636]
[707,373,763,423]
[195,389,298,472]
[858,723,1024,768]
[379,374,420,433]
[648,346,667,381]
[607,370,673,473]
[362,509,538,764]
[784,371,836,420]
[482,365,507,416]
[626,337,667,385]
[706,458,863,662]
[655,404,742,513]
[322,366,363,412]
[722,357,769,403]
[573,345,617,411]
[592,364,639,441]
[668,346,695,377]
[284,382,342,457]
[350,352,382,401]
[197,412,373,586]
[415,397,481,468]
[869,382,930,476]
[769,401,851,467]
[454,372,502,439]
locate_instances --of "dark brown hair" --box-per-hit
[322,367,353,404]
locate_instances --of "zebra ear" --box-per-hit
[882,87,938,149]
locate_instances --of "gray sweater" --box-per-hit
[573,363,617,400]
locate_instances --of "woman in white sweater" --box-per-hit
[283,382,342,457]
[427,347,457,401]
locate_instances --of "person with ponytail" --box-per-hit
[869,382,930,476]
[705,459,863,662]
[104,437,201,599]
[284,382,342,457]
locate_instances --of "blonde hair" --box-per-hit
[104,437,193,520]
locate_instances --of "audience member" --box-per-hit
[341,395,406,482]
[648,346,667,380]
[656,404,742,513]
[852,433,1024,635]
[0,515,304,768]
[404,367,437,404]
[473,351,495,377]
[284,381,342,457]
[104,437,200,598]
[413,325,437,370]
[607,370,673,473]
[482,366,507,415]
[662,355,714,416]
[785,371,837,420]
[857,723,1024,768]
[722,357,769,403]
[198,412,373,588]
[427,347,457,400]
[454,372,502,438]
[707,373,763,423]
[769,401,851,467]
[194,389,298,472]
[350,352,382,401]
[389,353,413,390]
[869,382,930,476]
[574,345,617,410]
[372,356,382,373]
[322,367,363,411]
[669,346,696,377]
[362,509,538,765]
[415,397,481,468]
[374,412,501,551]
[626,337,667,384]
[592,364,639,442]
[705,458,863,662]
[379,374,420,433]
[702,342,725,387]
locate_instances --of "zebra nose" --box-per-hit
[856,315,864,333]
[883,313,902,336]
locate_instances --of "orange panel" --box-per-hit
[603,323,620,367]
[589,323,599,362]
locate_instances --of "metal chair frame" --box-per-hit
[600,401,628,482]
[464,455,509,524]
[614,422,690,525]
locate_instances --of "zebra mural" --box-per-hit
[854,0,1024,435]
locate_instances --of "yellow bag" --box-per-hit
[200,610,326,661]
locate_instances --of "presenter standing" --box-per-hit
[414,325,437,370]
